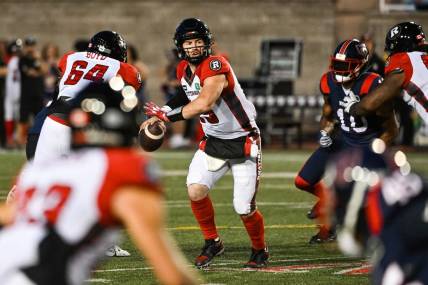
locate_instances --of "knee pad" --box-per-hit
[233,198,252,215]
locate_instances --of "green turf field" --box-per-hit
[1,149,427,284]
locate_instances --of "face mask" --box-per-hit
[335,74,353,83]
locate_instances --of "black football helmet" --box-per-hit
[174,18,213,64]
[330,39,369,83]
[385,22,426,55]
[87,31,127,62]
[69,80,138,149]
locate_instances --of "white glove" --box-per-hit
[319,130,333,148]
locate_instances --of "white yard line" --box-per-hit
[334,264,371,275]
[94,256,364,273]
[166,201,312,209]
[162,170,296,178]
[85,278,111,283]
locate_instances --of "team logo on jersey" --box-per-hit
[195,83,201,91]
[209,59,222,71]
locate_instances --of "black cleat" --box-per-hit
[244,247,269,268]
[306,200,321,220]
[194,238,224,269]
[309,229,337,244]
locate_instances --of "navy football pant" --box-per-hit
[295,140,345,196]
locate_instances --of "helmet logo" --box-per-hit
[389,26,401,39]
[335,53,346,60]
[356,43,368,60]
[209,59,222,71]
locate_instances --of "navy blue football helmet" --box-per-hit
[330,39,369,83]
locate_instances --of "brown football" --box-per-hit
[138,121,165,152]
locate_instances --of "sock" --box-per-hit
[5,121,14,142]
[190,196,218,240]
[241,210,266,250]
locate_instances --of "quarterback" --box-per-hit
[143,18,268,268]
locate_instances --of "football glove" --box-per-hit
[319,130,333,148]
[144,102,170,122]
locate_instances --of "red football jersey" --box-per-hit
[176,55,258,139]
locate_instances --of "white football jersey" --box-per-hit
[386,51,428,124]
[57,51,141,100]
[0,148,160,285]
[176,56,258,139]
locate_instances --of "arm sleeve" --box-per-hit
[165,88,190,109]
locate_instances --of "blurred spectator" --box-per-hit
[0,40,8,148]
[360,32,385,77]
[127,44,149,104]
[41,43,60,103]
[415,0,428,10]
[18,37,44,147]
[161,49,191,149]
[4,39,23,148]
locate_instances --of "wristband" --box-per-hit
[161,105,172,113]
[166,106,185,122]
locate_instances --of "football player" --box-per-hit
[324,141,428,285]
[27,30,141,164]
[4,39,23,148]
[343,22,428,125]
[294,39,398,243]
[9,31,141,256]
[0,82,200,285]
[142,18,268,268]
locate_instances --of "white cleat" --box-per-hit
[105,245,131,257]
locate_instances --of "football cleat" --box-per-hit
[306,200,321,220]
[309,229,337,244]
[244,247,269,268]
[194,238,224,269]
[105,245,131,257]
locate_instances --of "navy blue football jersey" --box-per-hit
[320,71,384,146]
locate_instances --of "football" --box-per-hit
[138,121,165,152]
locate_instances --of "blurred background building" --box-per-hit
[0,0,427,148]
